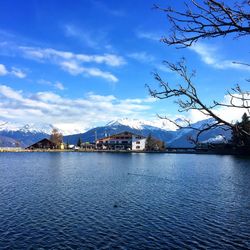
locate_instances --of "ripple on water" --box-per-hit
[0,152,249,249]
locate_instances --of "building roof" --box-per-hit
[96,131,146,142]
[26,138,57,149]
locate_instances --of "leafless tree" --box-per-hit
[148,59,250,143]
[149,0,250,145]
[50,128,63,148]
[145,134,165,151]
[154,0,250,48]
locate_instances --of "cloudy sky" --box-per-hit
[0,0,249,133]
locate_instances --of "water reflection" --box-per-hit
[0,152,249,249]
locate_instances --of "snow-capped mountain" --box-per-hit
[106,118,181,131]
[64,118,177,145]
[0,122,82,136]
[0,122,55,147]
[0,118,233,148]
[201,135,228,144]
[167,118,232,147]
[0,121,85,147]
[0,122,56,134]
[64,118,232,147]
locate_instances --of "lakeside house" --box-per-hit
[81,142,96,150]
[68,142,95,150]
[25,132,165,152]
[96,131,146,151]
[26,138,57,150]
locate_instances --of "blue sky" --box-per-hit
[0,0,249,133]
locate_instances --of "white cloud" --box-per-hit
[11,67,26,78]
[38,79,65,90]
[186,93,250,124]
[0,85,23,100]
[64,24,99,49]
[19,46,125,66]
[0,64,26,78]
[0,37,124,82]
[122,97,156,104]
[190,43,250,71]
[91,1,125,17]
[0,84,152,134]
[155,64,172,73]
[37,79,52,85]
[136,31,162,41]
[187,109,210,123]
[158,93,250,129]
[63,23,118,50]
[91,54,125,67]
[0,64,8,76]
[17,45,124,82]
[128,52,155,63]
[213,94,250,123]
[60,61,118,82]
[54,82,65,90]
[81,67,118,82]
[60,61,84,75]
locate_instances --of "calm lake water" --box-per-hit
[0,152,249,249]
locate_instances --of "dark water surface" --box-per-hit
[0,152,249,249]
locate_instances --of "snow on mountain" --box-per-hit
[0,122,20,132]
[168,118,217,142]
[64,118,176,145]
[105,117,214,132]
[64,117,231,147]
[201,135,228,144]
[106,118,179,131]
[191,118,216,129]
[19,123,55,134]
[0,122,55,134]
[167,118,232,147]
[0,117,232,148]
[1,117,212,138]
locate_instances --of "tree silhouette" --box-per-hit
[148,0,250,146]
[77,137,82,147]
[50,128,63,148]
[232,112,250,146]
[154,0,250,48]
[145,134,165,151]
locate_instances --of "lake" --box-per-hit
[0,152,249,249]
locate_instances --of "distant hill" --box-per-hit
[0,131,49,148]
[167,118,232,147]
[0,123,52,147]
[0,135,23,147]
[64,118,232,148]
[0,118,232,148]
[63,122,175,145]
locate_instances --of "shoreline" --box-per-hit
[0,148,249,156]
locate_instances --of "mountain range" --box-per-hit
[0,118,232,148]
[0,123,55,147]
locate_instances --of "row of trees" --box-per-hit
[145,134,165,151]
[50,129,84,148]
[50,128,85,149]
[149,0,250,151]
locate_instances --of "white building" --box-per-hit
[131,134,146,150]
[96,131,146,151]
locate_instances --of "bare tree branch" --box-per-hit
[147,59,250,143]
[148,0,250,148]
[154,0,250,47]
[157,113,231,144]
